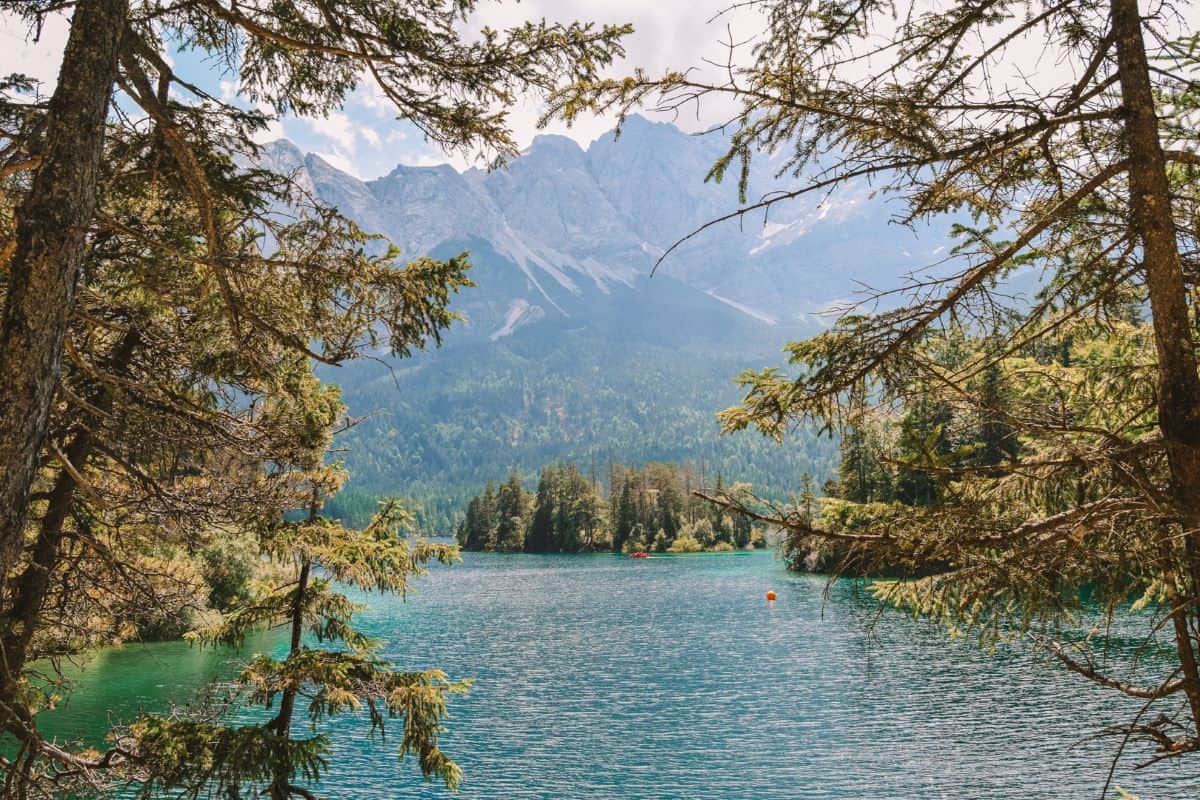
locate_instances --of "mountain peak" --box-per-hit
[525,133,586,160]
[380,161,460,181]
[603,113,689,144]
[260,138,306,162]
[264,119,944,324]
[616,113,665,131]
[303,152,344,175]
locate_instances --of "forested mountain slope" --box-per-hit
[259,117,946,531]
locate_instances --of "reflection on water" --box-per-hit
[36,551,1200,798]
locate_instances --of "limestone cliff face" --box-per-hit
[259,114,945,343]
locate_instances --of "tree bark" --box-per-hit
[0,327,139,728]
[1111,0,1200,730]
[0,0,128,582]
[274,556,311,737]
[270,495,317,800]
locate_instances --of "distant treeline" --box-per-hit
[323,486,463,535]
[327,340,839,513]
[456,461,764,553]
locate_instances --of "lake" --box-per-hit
[37,550,1200,798]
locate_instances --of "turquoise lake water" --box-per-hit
[37,550,1200,798]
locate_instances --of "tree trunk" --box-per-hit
[270,495,317,800]
[268,554,311,800]
[274,556,311,736]
[1111,0,1200,731]
[0,0,128,582]
[0,327,139,729]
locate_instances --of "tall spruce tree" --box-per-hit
[657,482,682,540]
[495,471,528,552]
[892,396,955,507]
[970,360,1019,468]
[478,481,500,551]
[0,113,471,793]
[0,0,129,590]
[613,478,638,553]
[164,455,467,800]
[0,1,630,793]
[0,0,629,606]
[80,353,463,798]
[526,467,557,553]
[556,0,1200,765]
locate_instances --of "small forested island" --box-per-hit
[456,462,763,553]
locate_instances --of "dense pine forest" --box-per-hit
[321,338,840,534]
[316,247,840,534]
[456,462,763,554]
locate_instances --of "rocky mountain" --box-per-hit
[260,115,946,341]
[256,117,948,527]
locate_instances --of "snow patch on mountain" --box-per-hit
[706,291,778,325]
[490,298,546,340]
[258,113,948,325]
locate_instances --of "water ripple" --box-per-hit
[313,551,1200,799]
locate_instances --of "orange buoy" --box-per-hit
[766,590,777,602]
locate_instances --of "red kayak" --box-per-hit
[630,552,649,559]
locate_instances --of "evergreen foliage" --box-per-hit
[325,338,841,534]
[175,466,468,799]
[0,106,472,793]
[0,0,630,795]
[456,461,765,554]
[556,0,1200,766]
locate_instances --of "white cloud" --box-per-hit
[355,76,391,116]
[0,11,69,95]
[252,117,286,145]
[11,2,1200,182]
[461,0,761,150]
[311,150,357,175]
[305,111,358,154]
[0,2,761,175]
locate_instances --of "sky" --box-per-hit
[6,3,1197,181]
[0,2,760,179]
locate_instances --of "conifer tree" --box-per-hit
[143,458,467,798]
[731,509,752,550]
[0,97,473,788]
[477,482,499,551]
[0,0,129,584]
[0,2,630,791]
[556,464,596,553]
[657,483,682,541]
[556,0,1200,763]
[613,478,638,553]
[552,465,575,551]
[495,472,528,552]
[893,396,955,507]
[836,418,888,504]
[526,468,557,553]
[456,495,488,551]
[970,361,1019,469]
[0,0,630,607]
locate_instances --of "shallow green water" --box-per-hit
[36,551,1200,798]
